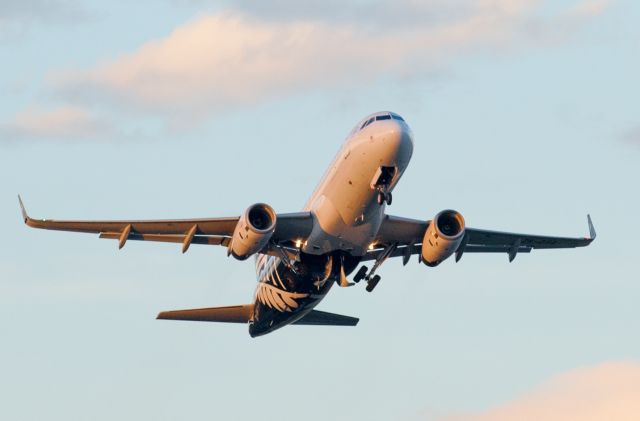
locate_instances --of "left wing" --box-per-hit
[365,214,596,263]
[18,196,312,253]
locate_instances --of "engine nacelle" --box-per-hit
[421,209,466,267]
[229,203,277,260]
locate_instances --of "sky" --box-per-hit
[1,0,639,420]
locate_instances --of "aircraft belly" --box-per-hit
[303,136,408,255]
[250,254,336,337]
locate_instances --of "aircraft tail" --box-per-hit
[293,309,359,326]
[157,304,358,327]
[157,304,254,323]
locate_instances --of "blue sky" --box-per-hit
[1,1,639,420]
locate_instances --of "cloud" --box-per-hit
[50,1,608,121]
[441,361,640,421]
[622,126,640,145]
[569,0,612,18]
[0,0,87,33]
[0,106,115,141]
[218,0,526,27]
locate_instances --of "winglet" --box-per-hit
[18,195,29,223]
[587,214,596,240]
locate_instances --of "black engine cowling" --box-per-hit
[421,209,465,267]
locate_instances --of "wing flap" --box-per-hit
[157,304,254,323]
[99,232,231,246]
[293,309,359,326]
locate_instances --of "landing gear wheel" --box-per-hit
[365,275,381,292]
[377,191,392,206]
[353,265,368,283]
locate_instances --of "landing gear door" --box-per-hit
[370,166,397,192]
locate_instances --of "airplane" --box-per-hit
[19,111,596,337]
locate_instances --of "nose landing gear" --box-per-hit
[376,190,392,206]
[372,166,396,206]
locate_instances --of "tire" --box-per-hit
[353,265,368,283]
[366,275,381,292]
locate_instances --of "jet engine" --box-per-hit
[421,209,465,267]
[229,203,277,260]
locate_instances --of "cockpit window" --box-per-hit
[360,117,375,130]
[359,113,404,132]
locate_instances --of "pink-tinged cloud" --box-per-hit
[0,106,112,140]
[442,362,640,421]
[50,1,608,120]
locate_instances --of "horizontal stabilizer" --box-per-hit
[293,309,359,326]
[157,304,254,324]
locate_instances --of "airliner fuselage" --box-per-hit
[250,112,413,336]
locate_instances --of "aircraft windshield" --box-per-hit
[358,113,405,132]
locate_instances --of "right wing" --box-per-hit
[19,196,313,253]
[365,213,595,262]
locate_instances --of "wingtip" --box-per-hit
[17,195,28,223]
[587,214,596,240]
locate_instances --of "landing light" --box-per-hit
[295,239,302,248]
[368,243,376,250]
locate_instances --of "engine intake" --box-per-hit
[421,209,465,267]
[229,203,277,260]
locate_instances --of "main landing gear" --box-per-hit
[353,265,368,283]
[353,266,380,292]
[353,265,382,292]
[352,242,398,293]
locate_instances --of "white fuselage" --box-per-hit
[249,112,414,336]
[302,114,414,256]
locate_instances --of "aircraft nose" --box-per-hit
[376,119,414,163]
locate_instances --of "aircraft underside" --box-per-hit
[250,252,361,337]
